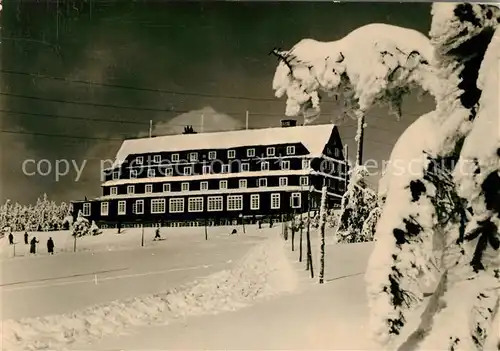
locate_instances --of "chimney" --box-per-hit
[280,119,297,128]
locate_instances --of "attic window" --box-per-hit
[247,148,255,157]
[266,147,275,156]
[286,146,295,155]
[208,151,217,160]
[171,154,179,162]
[153,155,161,163]
[136,156,143,165]
[334,148,340,157]
[228,150,236,159]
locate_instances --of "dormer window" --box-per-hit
[145,184,153,193]
[112,171,120,180]
[266,147,275,156]
[222,164,230,173]
[261,161,269,171]
[147,169,155,177]
[171,153,179,162]
[208,151,217,160]
[227,150,236,159]
[189,152,198,162]
[136,156,143,165]
[181,182,189,191]
[258,178,267,187]
[153,155,161,163]
[130,169,138,179]
[110,187,118,195]
[184,166,193,176]
[286,145,295,155]
[247,148,255,157]
[219,180,228,189]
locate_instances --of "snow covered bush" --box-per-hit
[361,206,382,243]
[89,221,102,236]
[334,166,378,243]
[71,211,90,237]
[272,4,500,349]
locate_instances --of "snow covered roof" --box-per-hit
[112,124,336,167]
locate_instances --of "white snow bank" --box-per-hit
[2,235,297,351]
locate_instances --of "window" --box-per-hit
[147,169,155,177]
[189,152,198,161]
[261,161,269,171]
[291,193,301,208]
[184,166,193,176]
[271,193,280,209]
[258,178,267,187]
[219,180,228,189]
[171,154,179,162]
[302,159,310,170]
[281,160,290,170]
[151,199,166,214]
[188,197,203,212]
[118,200,126,215]
[110,187,118,195]
[239,179,247,188]
[133,200,144,214]
[279,177,288,187]
[300,176,309,186]
[250,194,260,210]
[130,169,138,179]
[266,147,275,156]
[169,198,184,213]
[208,151,217,160]
[208,196,223,211]
[127,185,135,194]
[153,155,161,163]
[112,171,120,180]
[227,195,243,211]
[145,184,153,193]
[286,145,296,155]
[222,164,230,173]
[181,182,189,191]
[163,183,171,192]
[227,150,236,159]
[334,148,340,157]
[202,165,211,174]
[200,181,208,190]
[241,163,250,172]
[247,148,255,157]
[165,167,173,176]
[101,202,109,216]
[136,156,143,165]
[83,203,91,216]
[339,182,346,192]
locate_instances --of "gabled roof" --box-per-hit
[112,124,336,167]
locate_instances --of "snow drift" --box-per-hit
[2,235,297,351]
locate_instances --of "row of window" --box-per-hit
[109,176,310,196]
[90,193,302,216]
[112,159,308,180]
[133,145,299,165]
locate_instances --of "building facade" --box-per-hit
[71,122,348,226]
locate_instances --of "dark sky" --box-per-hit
[0,1,435,205]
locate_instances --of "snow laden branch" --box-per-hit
[366,4,500,349]
[270,23,439,124]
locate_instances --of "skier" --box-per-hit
[8,232,14,245]
[154,227,161,241]
[47,237,55,255]
[30,237,39,254]
[24,231,29,244]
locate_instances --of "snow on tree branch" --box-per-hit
[271,23,439,123]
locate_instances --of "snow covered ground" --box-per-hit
[1,225,294,351]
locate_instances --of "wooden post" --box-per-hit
[13,242,16,258]
[205,218,208,240]
[73,233,77,253]
[291,213,295,252]
[306,189,314,278]
[241,214,246,234]
[319,180,327,284]
[141,224,144,247]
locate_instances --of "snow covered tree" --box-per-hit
[71,210,90,237]
[271,4,500,349]
[334,166,378,243]
[361,206,382,243]
[89,220,102,236]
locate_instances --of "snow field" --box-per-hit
[2,229,298,351]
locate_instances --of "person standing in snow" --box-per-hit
[47,237,55,255]
[154,227,161,241]
[24,231,29,245]
[8,232,14,245]
[30,237,39,254]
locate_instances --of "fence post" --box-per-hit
[73,234,77,253]
[141,224,144,247]
[204,219,208,240]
